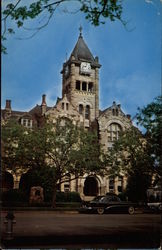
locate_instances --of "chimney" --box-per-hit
[5,100,11,111]
[41,94,47,115]
[41,94,47,106]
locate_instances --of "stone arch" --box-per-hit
[2,171,14,191]
[104,119,124,131]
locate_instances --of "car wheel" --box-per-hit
[128,206,135,215]
[97,207,105,215]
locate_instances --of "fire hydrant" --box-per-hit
[4,211,16,240]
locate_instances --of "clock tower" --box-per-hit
[61,27,101,126]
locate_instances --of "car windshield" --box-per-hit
[92,196,104,201]
[100,196,121,203]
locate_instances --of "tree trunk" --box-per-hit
[52,184,57,208]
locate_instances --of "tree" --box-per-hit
[136,96,162,177]
[2,0,124,53]
[29,118,105,206]
[1,119,30,175]
[108,127,154,201]
[2,117,105,206]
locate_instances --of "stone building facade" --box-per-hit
[2,29,133,200]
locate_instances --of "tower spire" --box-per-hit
[79,25,83,37]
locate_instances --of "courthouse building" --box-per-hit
[2,29,133,200]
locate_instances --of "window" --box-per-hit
[85,105,90,119]
[66,103,69,110]
[112,108,119,116]
[88,82,93,92]
[82,81,87,91]
[109,178,114,192]
[21,118,32,128]
[107,123,122,142]
[118,176,123,193]
[76,80,80,90]
[64,184,70,192]
[62,102,64,110]
[79,104,83,115]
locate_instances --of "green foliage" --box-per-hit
[2,118,105,206]
[2,0,124,53]
[136,96,162,176]
[2,189,28,203]
[1,119,30,174]
[56,191,81,202]
[126,172,152,202]
[108,127,154,202]
[19,166,55,202]
[80,0,123,26]
[108,127,154,176]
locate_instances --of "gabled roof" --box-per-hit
[29,105,51,116]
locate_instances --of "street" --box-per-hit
[1,211,161,248]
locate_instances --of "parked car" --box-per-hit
[79,194,138,215]
[147,202,162,212]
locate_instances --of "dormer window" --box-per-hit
[112,108,119,116]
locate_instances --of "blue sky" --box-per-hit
[2,0,161,120]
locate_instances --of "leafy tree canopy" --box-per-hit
[107,127,154,201]
[1,119,30,174]
[2,117,106,206]
[2,0,123,53]
[136,96,162,176]
[108,127,154,177]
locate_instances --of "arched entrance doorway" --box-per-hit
[83,176,98,196]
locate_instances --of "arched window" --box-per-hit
[118,176,123,193]
[88,82,93,92]
[109,178,114,192]
[76,80,80,90]
[82,81,87,91]
[85,105,90,119]
[79,104,83,115]
[107,123,122,142]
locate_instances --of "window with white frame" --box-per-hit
[107,123,122,142]
[21,118,32,128]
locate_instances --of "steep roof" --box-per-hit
[71,33,95,62]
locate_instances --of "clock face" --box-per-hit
[80,62,91,74]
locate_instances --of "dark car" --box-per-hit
[79,194,138,215]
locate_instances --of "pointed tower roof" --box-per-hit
[70,26,95,62]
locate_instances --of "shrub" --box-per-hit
[2,189,28,203]
[56,191,81,202]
